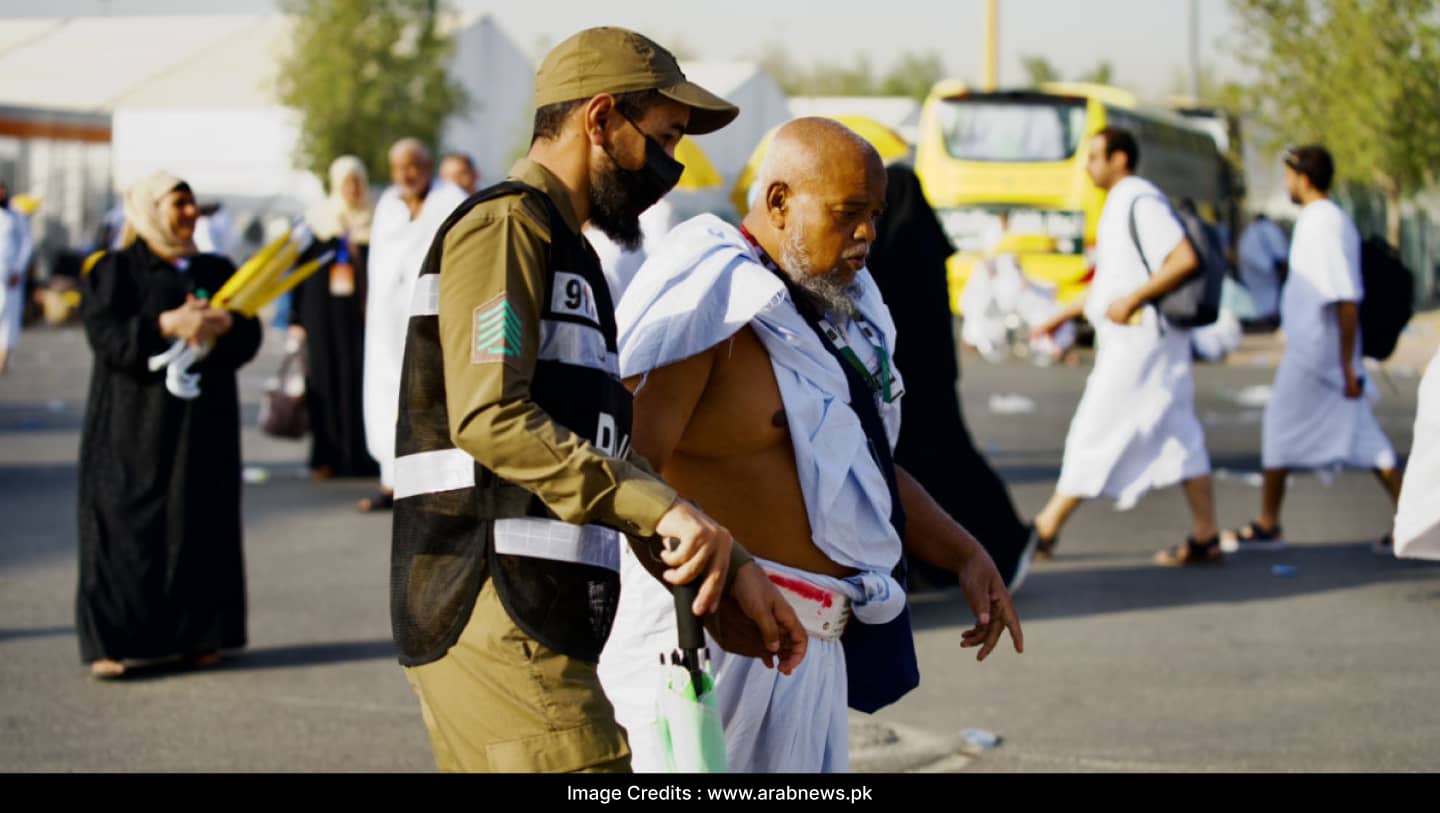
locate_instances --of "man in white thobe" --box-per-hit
[358,139,466,511]
[1236,213,1289,329]
[1394,349,1440,561]
[1030,127,1222,566]
[586,197,673,304]
[0,180,36,375]
[1221,145,1401,553]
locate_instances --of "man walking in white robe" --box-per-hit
[358,139,466,512]
[0,179,35,375]
[1030,127,1222,566]
[1394,349,1440,561]
[1221,145,1401,553]
[1236,213,1288,329]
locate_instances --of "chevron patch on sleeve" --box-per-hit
[471,293,523,366]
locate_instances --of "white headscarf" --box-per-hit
[121,171,197,261]
[306,155,374,244]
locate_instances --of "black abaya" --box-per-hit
[868,164,1031,586]
[289,237,377,477]
[76,240,261,662]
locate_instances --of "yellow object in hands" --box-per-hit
[228,240,301,313]
[233,251,334,317]
[214,228,293,306]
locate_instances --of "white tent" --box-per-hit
[109,13,533,201]
[0,13,534,259]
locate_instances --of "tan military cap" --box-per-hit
[534,27,739,135]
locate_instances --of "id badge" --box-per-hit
[329,261,355,297]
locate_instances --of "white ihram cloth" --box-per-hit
[362,181,466,488]
[600,214,907,772]
[1262,199,1395,472]
[1395,350,1440,560]
[599,552,850,772]
[1056,177,1211,508]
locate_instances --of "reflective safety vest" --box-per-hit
[390,181,632,667]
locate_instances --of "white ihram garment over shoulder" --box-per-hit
[1056,176,1211,509]
[1395,350,1440,560]
[363,181,467,488]
[599,214,907,773]
[1261,198,1395,472]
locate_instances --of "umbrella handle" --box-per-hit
[673,580,705,651]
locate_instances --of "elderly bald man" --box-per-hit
[599,118,1024,772]
[358,138,467,512]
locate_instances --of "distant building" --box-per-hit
[0,13,534,267]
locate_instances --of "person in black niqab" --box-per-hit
[867,163,1036,592]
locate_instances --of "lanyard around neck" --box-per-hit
[738,225,897,403]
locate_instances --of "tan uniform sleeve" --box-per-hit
[437,199,678,536]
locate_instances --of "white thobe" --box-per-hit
[363,181,467,487]
[1261,199,1395,472]
[1056,176,1211,508]
[1395,350,1440,560]
[1237,217,1288,320]
[0,208,35,352]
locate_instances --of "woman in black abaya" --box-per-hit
[288,155,378,479]
[868,163,1036,592]
[76,171,261,678]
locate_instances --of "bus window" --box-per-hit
[935,95,1088,162]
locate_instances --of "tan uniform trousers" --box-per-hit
[403,578,631,772]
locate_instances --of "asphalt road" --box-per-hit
[2,323,1435,772]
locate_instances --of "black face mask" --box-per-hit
[597,112,684,215]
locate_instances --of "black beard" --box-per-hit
[588,160,646,251]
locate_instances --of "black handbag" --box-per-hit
[259,345,308,439]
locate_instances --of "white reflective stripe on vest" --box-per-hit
[410,274,440,317]
[493,517,621,572]
[539,319,618,377]
[393,447,475,499]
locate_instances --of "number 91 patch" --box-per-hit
[551,272,600,324]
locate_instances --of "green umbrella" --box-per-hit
[651,581,728,772]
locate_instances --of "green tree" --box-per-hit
[755,44,945,98]
[1231,0,1440,246]
[1077,60,1114,85]
[755,42,810,95]
[1168,65,1247,110]
[880,52,947,99]
[806,56,879,96]
[277,0,467,183]
[1020,55,1060,87]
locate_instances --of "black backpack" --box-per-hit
[1129,195,1226,328]
[1358,236,1414,361]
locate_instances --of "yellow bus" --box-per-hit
[914,81,1235,313]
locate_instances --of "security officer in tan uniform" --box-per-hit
[391,27,808,773]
